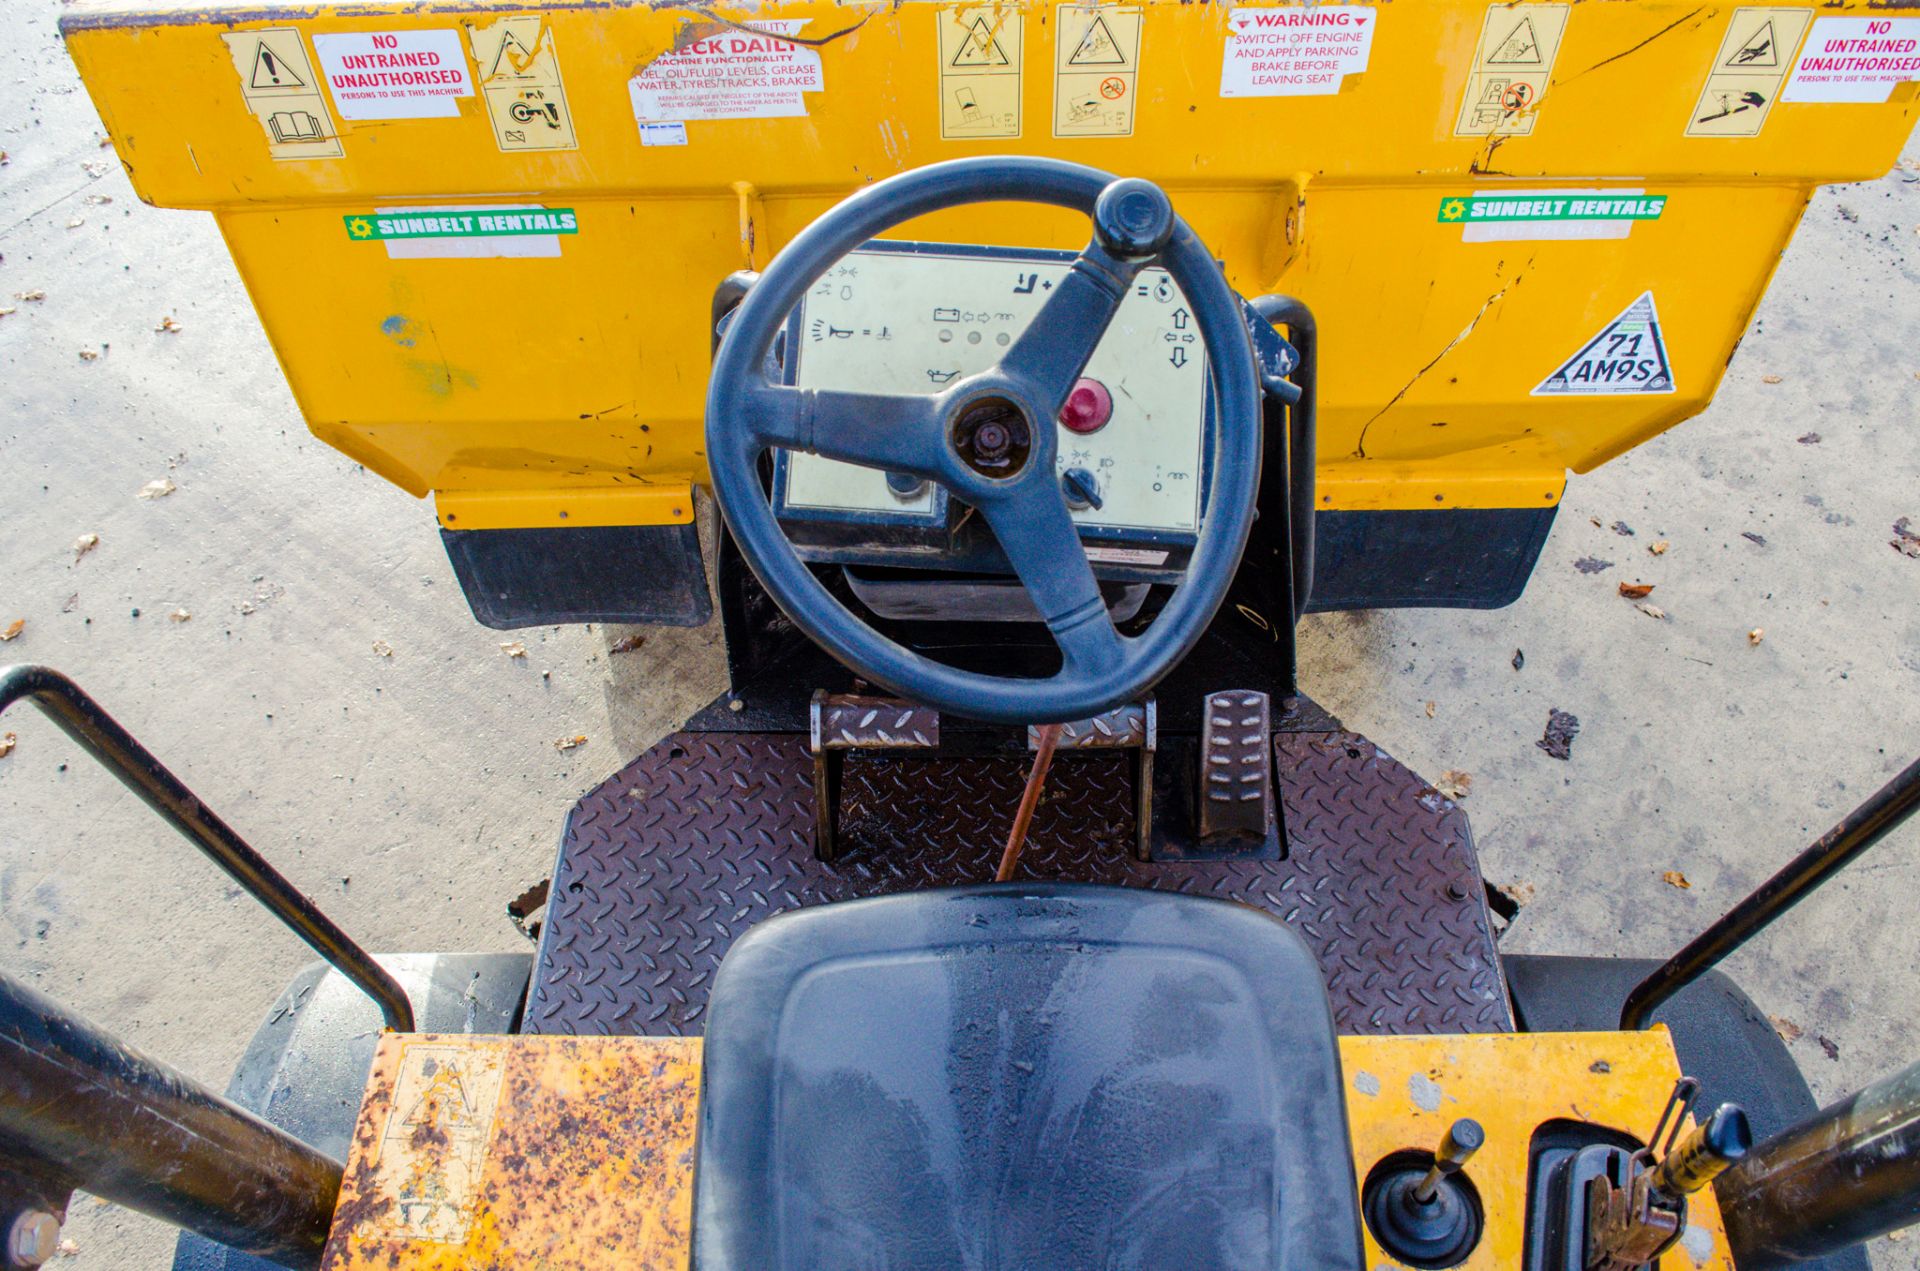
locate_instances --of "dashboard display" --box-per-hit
[776,243,1210,546]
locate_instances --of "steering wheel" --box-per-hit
[706,157,1261,726]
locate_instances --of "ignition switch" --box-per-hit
[1061,468,1103,511]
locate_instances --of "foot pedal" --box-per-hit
[810,691,939,862]
[1200,690,1275,842]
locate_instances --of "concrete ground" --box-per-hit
[3,0,1918,1265]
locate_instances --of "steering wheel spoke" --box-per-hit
[977,478,1126,673]
[997,242,1144,418]
[746,382,954,484]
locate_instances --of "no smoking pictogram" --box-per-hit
[1099,75,1126,99]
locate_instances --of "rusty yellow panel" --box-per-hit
[62,0,1919,528]
[1339,1029,1738,1270]
[321,1033,699,1271]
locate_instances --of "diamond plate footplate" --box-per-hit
[525,731,1512,1038]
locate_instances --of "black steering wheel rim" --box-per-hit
[706,157,1261,725]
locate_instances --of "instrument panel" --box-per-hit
[772,242,1211,575]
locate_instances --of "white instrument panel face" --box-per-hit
[779,247,1209,535]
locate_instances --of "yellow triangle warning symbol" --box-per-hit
[487,28,540,79]
[249,41,305,90]
[1068,14,1127,66]
[1486,16,1543,65]
[951,16,1011,67]
[1726,19,1778,68]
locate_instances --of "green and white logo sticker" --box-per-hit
[1438,190,1666,242]
[343,205,578,260]
[344,208,578,241]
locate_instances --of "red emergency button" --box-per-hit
[1058,377,1113,434]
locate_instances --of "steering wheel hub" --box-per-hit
[951,395,1034,478]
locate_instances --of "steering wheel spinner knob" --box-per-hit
[1093,178,1175,259]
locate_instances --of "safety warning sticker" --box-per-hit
[629,20,823,125]
[939,9,1023,139]
[1220,7,1376,98]
[1453,3,1569,137]
[1783,17,1920,104]
[313,30,474,121]
[221,29,342,160]
[1440,190,1665,242]
[1685,8,1812,137]
[360,1042,506,1243]
[346,206,577,260]
[1534,292,1675,397]
[1055,5,1142,138]
[468,15,577,151]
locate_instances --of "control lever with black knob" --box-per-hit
[1363,1118,1487,1269]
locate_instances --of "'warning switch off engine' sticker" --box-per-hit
[1220,7,1376,98]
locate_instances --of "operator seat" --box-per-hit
[692,883,1364,1270]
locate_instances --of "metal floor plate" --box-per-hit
[525,731,1512,1037]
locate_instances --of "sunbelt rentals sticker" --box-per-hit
[343,205,579,260]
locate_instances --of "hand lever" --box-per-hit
[1414,1118,1486,1204]
[1652,1103,1752,1198]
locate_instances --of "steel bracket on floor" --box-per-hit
[810,690,941,862]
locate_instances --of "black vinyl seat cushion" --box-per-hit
[693,883,1363,1271]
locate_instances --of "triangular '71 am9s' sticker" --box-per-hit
[1533,291,1676,396]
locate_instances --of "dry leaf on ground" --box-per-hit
[169,608,191,623]
[1537,708,1581,761]
[85,193,112,205]
[15,291,46,302]
[1819,1036,1840,1061]
[1618,582,1655,599]
[1424,701,1436,719]
[1893,517,1920,560]
[136,478,176,499]
[609,633,647,654]
[499,641,527,658]
[66,218,84,230]
[1761,374,1783,384]
[1797,433,1821,445]
[555,735,588,751]
[371,639,393,657]
[1748,628,1765,646]
[1662,869,1691,890]
[0,307,15,319]
[1770,1015,1804,1042]
[1,620,22,642]
[1649,540,1669,555]
[77,349,100,362]
[1637,603,1667,620]
[72,533,99,563]
[0,733,15,760]
[155,315,182,334]
[1498,881,1536,907]
[1436,770,1472,800]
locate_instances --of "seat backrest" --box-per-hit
[694,883,1363,1271]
